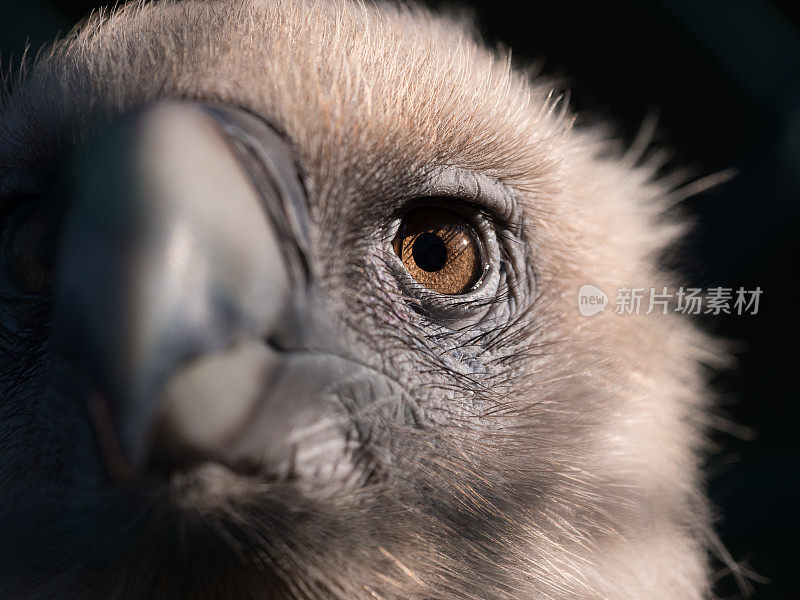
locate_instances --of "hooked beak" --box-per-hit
[55,102,331,479]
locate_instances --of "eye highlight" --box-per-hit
[392,206,484,295]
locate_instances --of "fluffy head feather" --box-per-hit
[0,1,722,599]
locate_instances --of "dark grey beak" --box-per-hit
[54,102,342,480]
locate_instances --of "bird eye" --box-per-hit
[392,206,484,295]
[2,202,58,295]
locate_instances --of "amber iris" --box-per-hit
[392,206,483,294]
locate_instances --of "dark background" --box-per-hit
[1,0,798,598]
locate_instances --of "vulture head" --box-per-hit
[0,1,718,598]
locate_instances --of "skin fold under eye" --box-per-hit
[391,206,484,295]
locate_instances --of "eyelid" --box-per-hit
[421,167,517,221]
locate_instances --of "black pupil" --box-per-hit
[412,232,448,272]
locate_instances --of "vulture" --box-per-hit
[0,1,723,599]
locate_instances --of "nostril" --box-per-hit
[264,334,286,352]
